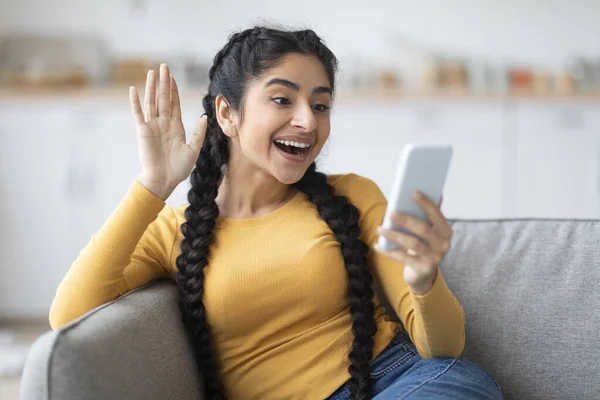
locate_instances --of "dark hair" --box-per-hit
[175,26,377,400]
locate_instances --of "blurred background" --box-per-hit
[1,0,600,397]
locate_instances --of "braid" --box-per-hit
[175,98,231,398]
[175,135,225,399]
[175,28,267,400]
[208,27,263,81]
[294,164,377,400]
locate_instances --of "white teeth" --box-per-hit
[275,139,311,148]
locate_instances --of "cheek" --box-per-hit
[237,121,280,156]
[245,101,288,134]
[316,118,331,148]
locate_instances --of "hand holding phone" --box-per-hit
[375,144,455,293]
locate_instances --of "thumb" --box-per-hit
[189,115,208,156]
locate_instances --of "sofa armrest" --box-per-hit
[21,279,204,400]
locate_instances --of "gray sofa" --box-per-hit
[21,219,600,399]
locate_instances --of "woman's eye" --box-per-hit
[313,104,331,113]
[272,97,290,105]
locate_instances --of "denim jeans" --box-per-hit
[327,331,503,399]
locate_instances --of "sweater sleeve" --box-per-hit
[49,179,178,330]
[334,174,465,358]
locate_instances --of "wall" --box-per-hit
[2,0,600,70]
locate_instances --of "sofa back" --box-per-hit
[430,219,600,399]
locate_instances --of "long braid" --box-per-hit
[175,32,257,400]
[176,135,225,399]
[294,163,377,400]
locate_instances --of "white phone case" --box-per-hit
[378,143,453,252]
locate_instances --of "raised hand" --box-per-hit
[129,63,207,200]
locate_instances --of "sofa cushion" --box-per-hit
[439,219,600,400]
[21,280,203,400]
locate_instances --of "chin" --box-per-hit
[273,168,310,185]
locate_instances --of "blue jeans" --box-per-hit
[327,331,503,399]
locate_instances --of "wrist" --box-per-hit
[136,174,175,201]
[408,269,439,295]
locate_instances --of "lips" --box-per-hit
[273,140,310,163]
[273,141,310,156]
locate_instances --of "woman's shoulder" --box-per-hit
[327,173,384,196]
[170,204,188,226]
[327,173,387,208]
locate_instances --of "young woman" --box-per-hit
[50,26,502,400]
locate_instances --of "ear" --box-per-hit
[215,95,238,138]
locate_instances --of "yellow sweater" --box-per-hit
[49,173,465,399]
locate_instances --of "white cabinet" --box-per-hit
[0,99,206,318]
[321,104,418,194]
[323,102,506,219]
[0,105,73,317]
[401,102,507,219]
[43,101,203,277]
[62,105,141,259]
[514,102,600,218]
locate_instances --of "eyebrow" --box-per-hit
[265,78,332,96]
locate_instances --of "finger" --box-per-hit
[389,212,431,240]
[144,70,157,121]
[189,115,208,155]
[374,243,420,265]
[377,227,437,259]
[129,86,144,125]
[157,63,171,117]
[375,243,442,277]
[385,214,450,255]
[439,194,444,207]
[170,75,182,119]
[412,192,452,239]
[376,240,443,273]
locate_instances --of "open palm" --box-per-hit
[130,64,206,197]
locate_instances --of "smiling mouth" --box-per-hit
[273,139,311,156]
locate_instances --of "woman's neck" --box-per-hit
[216,165,296,219]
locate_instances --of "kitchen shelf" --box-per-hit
[2,85,600,103]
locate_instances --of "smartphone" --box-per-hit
[377,143,453,252]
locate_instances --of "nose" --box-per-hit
[290,102,317,132]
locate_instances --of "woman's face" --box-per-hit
[225,53,333,185]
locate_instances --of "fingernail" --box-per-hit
[412,191,421,200]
